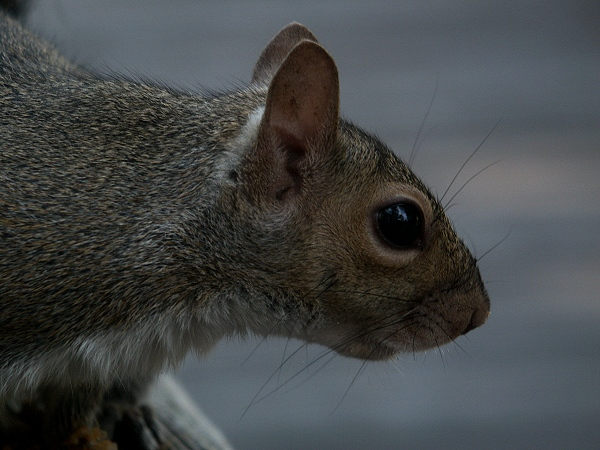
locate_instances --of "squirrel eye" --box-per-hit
[375,202,424,249]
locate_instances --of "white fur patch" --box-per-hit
[0,314,218,404]
[213,105,265,181]
[0,278,283,415]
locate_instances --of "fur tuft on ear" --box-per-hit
[251,22,319,85]
[245,40,339,205]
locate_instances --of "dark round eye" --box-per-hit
[375,202,424,249]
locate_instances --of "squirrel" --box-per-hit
[0,9,489,448]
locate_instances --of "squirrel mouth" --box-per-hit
[312,327,414,361]
[328,338,400,361]
[311,298,489,361]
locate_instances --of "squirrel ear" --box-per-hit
[251,22,319,85]
[250,40,339,204]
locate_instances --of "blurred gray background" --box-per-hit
[25,1,599,448]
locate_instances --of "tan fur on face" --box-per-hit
[267,121,490,360]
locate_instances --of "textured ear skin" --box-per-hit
[251,22,319,85]
[263,40,339,147]
[250,40,340,203]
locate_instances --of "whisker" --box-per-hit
[241,334,270,366]
[440,120,501,204]
[443,159,501,210]
[330,322,415,413]
[281,352,338,397]
[241,273,335,369]
[432,319,470,357]
[476,227,512,263]
[240,341,309,419]
[277,337,292,384]
[443,202,458,213]
[432,332,446,369]
[327,289,418,304]
[246,312,418,408]
[249,316,422,408]
[408,74,439,167]
[243,276,433,416]
[330,358,370,415]
[241,274,338,417]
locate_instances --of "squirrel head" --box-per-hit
[208,23,489,360]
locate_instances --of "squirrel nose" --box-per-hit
[462,307,489,335]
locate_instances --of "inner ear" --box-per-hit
[275,142,305,201]
[254,40,340,204]
[252,22,319,85]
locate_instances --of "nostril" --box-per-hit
[462,308,489,335]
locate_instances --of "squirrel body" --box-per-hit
[0,12,489,445]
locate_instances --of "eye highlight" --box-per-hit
[375,201,424,249]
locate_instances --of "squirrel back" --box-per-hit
[0,13,489,441]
